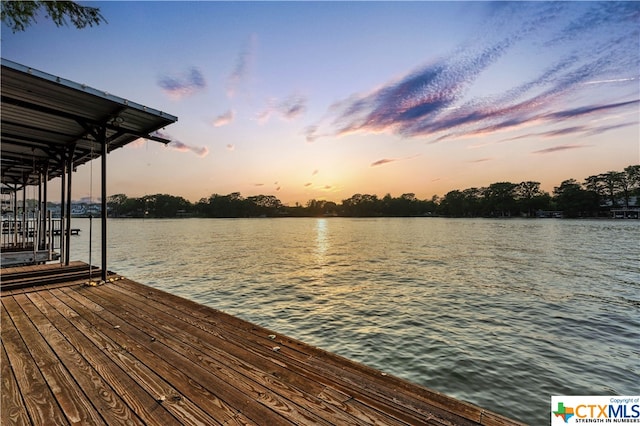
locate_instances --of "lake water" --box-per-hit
[69,217,639,424]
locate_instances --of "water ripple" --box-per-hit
[69,217,640,424]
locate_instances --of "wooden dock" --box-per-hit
[1,263,525,426]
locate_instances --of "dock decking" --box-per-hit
[1,263,525,426]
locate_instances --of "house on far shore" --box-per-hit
[535,210,564,218]
[606,196,639,219]
[611,207,639,219]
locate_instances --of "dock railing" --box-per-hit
[1,212,63,265]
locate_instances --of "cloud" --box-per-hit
[582,77,638,86]
[540,126,587,138]
[500,114,638,143]
[158,67,206,99]
[586,121,637,136]
[468,158,493,163]
[371,155,420,167]
[543,100,640,121]
[310,2,639,143]
[151,131,209,157]
[226,144,235,151]
[371,158,397,167]
[304,182,312,187]
[500,126,586,143]
[168,141,209,157]
[279,95,307,120]
[212,110,235,127]
[304,125,323,143]
[227,35,257,98]
[258,94,307,123]
[312,169,319,176]
[532,144,589,154]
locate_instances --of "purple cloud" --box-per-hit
[259,94,307,123]
[371,155,420,167]
[279,95,307,120]
[152,131,209,157]
[543,100,640,121]
[158,67,206,99]
[586,121,637,136]
[532,144,589,154]
[227,35,257,98]
[168,141,209,157]
[311,2,639,144]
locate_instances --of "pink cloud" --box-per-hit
[168,140,209,157]
[212,110,235,127]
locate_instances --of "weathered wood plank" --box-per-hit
[96,281,379,426]
[79,284,304,426]
[58,285,245,426]
[1,343,31,426]
[26,290,181,426]
[1,261,89,280]
[44,288,225,426]
[1,301,70,426]
[10,293,140,425]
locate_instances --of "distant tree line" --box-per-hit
[106,165,640,219]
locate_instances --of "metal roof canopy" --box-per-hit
[1,59,177,279]
[1,58,177,186]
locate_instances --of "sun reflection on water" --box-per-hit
[315,218,328,261]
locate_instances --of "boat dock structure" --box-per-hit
[1,60,525,425]
[2,263,524,426]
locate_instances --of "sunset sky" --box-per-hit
[2,1,639,205]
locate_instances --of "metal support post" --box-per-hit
[65,152,73,265]
[60,159,66,264]
[22,184,26,246]
[42,167,48,250]
[101,130,108,282]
